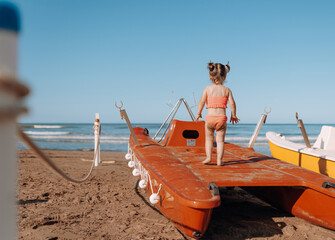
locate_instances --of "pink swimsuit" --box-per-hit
[205,87,228,130]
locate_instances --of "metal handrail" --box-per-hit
[154,98,195,143]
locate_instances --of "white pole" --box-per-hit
[0,3,20,239]
[93,113,101,166]
[248,114,267,148]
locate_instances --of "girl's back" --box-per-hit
[206,85,228,116]
[207,84,227,97]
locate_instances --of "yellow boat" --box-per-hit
[266,126,335,179]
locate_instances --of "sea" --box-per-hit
[19,123,335,156]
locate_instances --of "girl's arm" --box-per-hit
[196,87,207,121]
[228,88,240,124]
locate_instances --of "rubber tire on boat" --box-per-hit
[209,182,219,196]
[322,181,335,189]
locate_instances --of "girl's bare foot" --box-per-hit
[217,160,223,166]
[202,159,211,164]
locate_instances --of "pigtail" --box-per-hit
[225,61,230,73]
[208,61,230,84]
[207,62,217,77]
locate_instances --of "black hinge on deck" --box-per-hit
[209,182,220,196]
[322,181,335,189]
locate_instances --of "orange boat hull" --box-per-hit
[244,186,335,230]
[128,121,220,238]
[127,120,335,238]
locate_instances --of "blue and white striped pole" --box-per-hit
[0,2,21,239]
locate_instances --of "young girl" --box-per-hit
[196,62,240,166]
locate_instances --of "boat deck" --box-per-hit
[129,120,335,235]
[167,142,335,231]
[168,143,335,191]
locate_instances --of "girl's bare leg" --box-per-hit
[216,123,227,166]
[203,123,214,164]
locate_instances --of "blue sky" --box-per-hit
[7,0,335,123]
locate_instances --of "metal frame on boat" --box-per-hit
[153,97,195,143]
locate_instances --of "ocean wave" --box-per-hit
[26,135,89,139]
[33,125,64,129]
[225,136,267,142]
[25,133,316,144]
[225,135,317,142]
[236,142,271,147]
[26,134,129,141]
[24,131,70,135]
[32,139,129,144]
[100,140,129,144]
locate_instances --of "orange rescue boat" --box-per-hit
[118,99,335,239]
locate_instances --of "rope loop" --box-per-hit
[128,147,163,204]
[1,75,97,183]
[18,124,100,183]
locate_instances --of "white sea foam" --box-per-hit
[25,131,70,135]
[100,136,129,140]
[25,133,129,142]
[18,122,328,154]
[101,140,129,144]
[225,136,269,142]
[33,125,64,129]
[24,130,317,146]
[37,139,129,144]
[225,136,259,141]
[27,135,89,140]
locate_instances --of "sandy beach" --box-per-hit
[17,150,335,240]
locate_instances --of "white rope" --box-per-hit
[131,153,140,176]
[19,125,100,183]
[1,75,99,183]
[147,172,155,194]
[126,146,163,204]
[156,184,162,195]
[126,146,134,167]
[140,165,148,182]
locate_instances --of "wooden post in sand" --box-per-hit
[296,112,311,148]
[0,3,21,239]
[93,113,101,166]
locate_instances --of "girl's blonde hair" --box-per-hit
[207,62,230,84]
